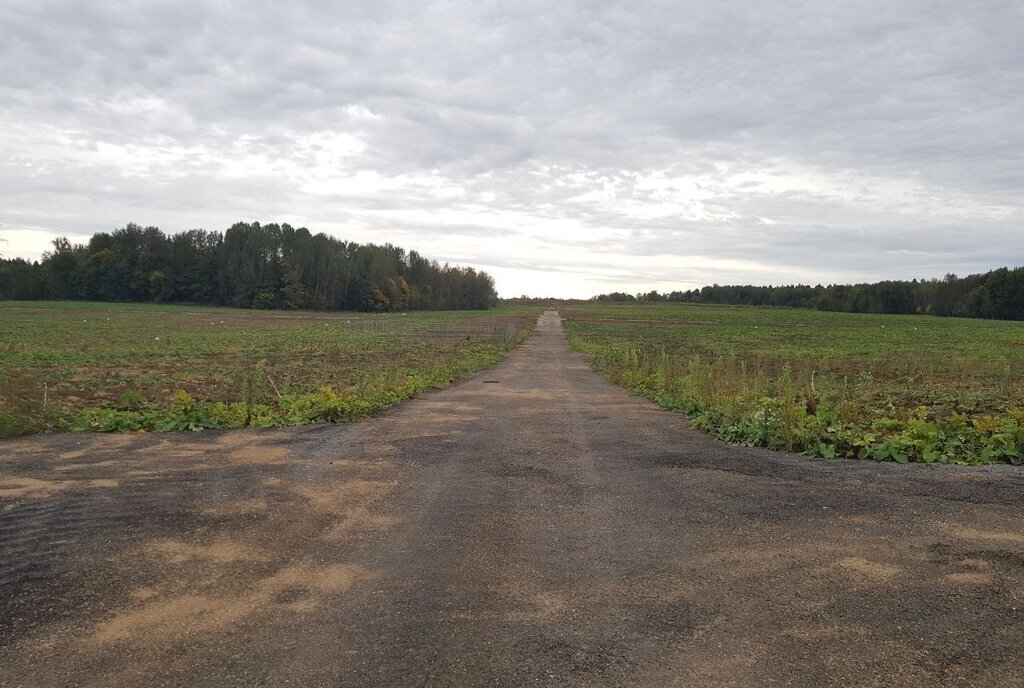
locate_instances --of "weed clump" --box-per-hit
[67,343,527,433]
[0,303,537,437]
[566,304,1024,466]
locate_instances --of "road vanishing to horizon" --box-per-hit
[1,311,1023,687]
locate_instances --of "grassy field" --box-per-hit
[563,303,1024,465]
[0,301,541,437]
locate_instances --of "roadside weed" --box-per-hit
[565,303,1024,465]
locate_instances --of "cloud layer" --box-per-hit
[2,0,1022,297]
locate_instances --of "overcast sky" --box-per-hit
[2,0,1022,297]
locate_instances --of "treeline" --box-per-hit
[0,222,497,311]
[594,267,1024,320]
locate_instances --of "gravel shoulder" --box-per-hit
[1,310,1022,687]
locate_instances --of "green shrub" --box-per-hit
[584,343,1024,465]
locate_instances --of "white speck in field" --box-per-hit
[154,336,160,341]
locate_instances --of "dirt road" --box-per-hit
[2,311,1023,687]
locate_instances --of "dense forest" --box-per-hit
[594,266,1024,321]
[0,222,497,311]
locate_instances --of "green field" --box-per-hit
[563,303,1024,465]
[0,301,540,437]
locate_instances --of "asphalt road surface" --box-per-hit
[2,311,1023,687]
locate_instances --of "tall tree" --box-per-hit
[3,222,498,311]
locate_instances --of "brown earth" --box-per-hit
[1,311,1022,687]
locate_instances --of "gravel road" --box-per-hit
[1,310,1022,687]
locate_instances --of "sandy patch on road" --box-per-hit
[943,525,1024,547]
[503,587,568,623]
[141,432,296,465]
[146,441,214,461]
[91,594,251,644]
[1,472,120,494]
[289,480,395,513]
[835,557,903,582]
[55,459,120,472]
[943,572,995,586]
[227,444,291,464]
[90,563,378,645]
[86,434,139,450]
[323,507,403,540]
[215,432,297,464]
[449,583,567,624]
[201,498,269,517]
[130,587,162,602]
[56,448,91,461]
[360,442,398,458]
[288,479,403,544]
[288,480,401,541]
[260,563,377,596]
[0,476,74,499]
[782,624,872,641]
[639,576,701,604]
[149,538,269,564]
[413,401,481,413]
[326,458,394,471]
[384,419,462,437]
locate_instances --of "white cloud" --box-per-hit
[1,0,1022,297]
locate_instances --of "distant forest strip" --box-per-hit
[595,266,1024,321]
[0,222,497,312]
